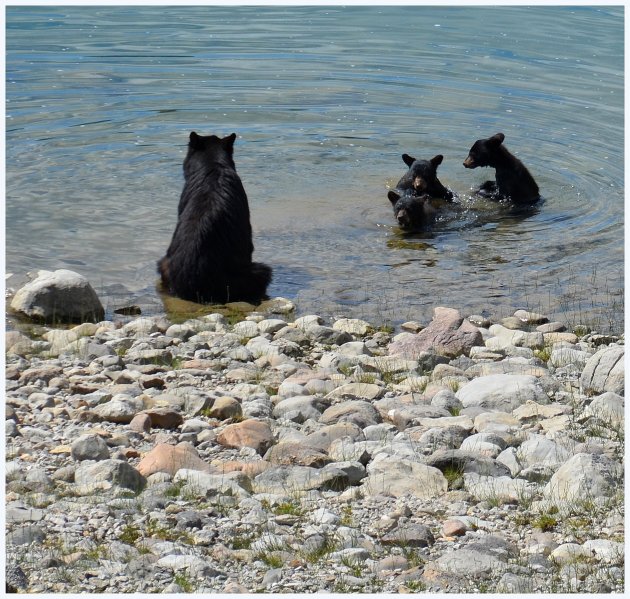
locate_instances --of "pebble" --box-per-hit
[4,304,624,594]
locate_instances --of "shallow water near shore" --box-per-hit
[5,5,624,332]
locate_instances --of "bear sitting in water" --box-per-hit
[387,153,456,230]
[463,132,540,204]
[158,132,272,304]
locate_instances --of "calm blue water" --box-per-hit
[5,6,624,331]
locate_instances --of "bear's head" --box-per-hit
[387,190,437,231]
[184,132,237,177]
[398,153,445,195]
[463,132,505,169]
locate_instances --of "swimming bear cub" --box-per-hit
[387,153,455,230]
[463,132,540,204]
[390,153,455,201]
[158,132,272,304]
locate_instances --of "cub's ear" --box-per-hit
[388,190,401,205]
[189,131,204,149]
[224,132,237,146]
[490,132,505,145]
[431,154,444,168]
[402,154,416,167]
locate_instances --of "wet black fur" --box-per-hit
[387,153,455,230]
[158,132,272,304]
[463,132,540,204]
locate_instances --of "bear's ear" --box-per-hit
[402,154,416,167]
[431,154,444,168]
[388,190,401,205]
[223,133,237,147]
[189,131,204,150]
[490,133,505,145]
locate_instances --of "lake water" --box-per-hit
[5,5,624,332]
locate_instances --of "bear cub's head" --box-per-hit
[184,131,237,177]
[463,132,505,169]
[394,153,450,197]
[387,191,439,231]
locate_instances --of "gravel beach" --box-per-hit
[5,299,625,593]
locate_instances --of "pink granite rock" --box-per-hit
[216,419,274,455]
[136,443,215,477]
[389,307,482,359]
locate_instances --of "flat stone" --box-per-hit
[465,360,550,378]
[257,319,287,335]
[216,419,274,455]
[456,374,549,412]
[426,449,511,478]
[362,456,447,499]
[6,524,46,546]
[74,459,146,493]
[487,325,545,351]
[512,401,572,421]
[92,394,144,423]
[319,400,381,427]
[464,472,536,503]
[514,309,548,324]
[136,443,216,477]
[173,469,251,498]
[6,502,44,523]
[307,325,352,345]
[550,347,591,369]
[550,543,593,564]
[272,395,327,423]
[536,321,566,333]
[303,422,363,451]
[325,382,384,401]
[433,547,504,578]
[332,317,372,336]
[543,332,579,345]
[381,523,435,547]
[264,442,332,467]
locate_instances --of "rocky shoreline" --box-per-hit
[5,299,625,594]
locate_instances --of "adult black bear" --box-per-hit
[387,153,456,230]
[463,132,540,204]
[158,132,272,304]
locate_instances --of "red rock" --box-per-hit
[216,419,274,455]
[140,408,183,429]
[136,443,216,477]
[129,413,151,433]
[389,307,482,359]
[442,518,467,537]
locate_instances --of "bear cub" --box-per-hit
[387,154,455,230]
[463,132,540,204]
[158,132,272,304]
